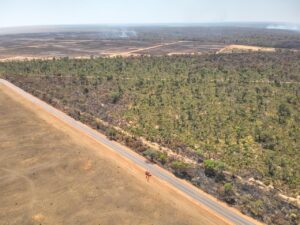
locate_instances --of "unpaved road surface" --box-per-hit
[217,45,275,54]
[0,79,261,225]
[109,41,188,57]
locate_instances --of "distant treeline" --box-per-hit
[1,26,300,49]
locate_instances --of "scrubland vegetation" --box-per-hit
[1,51,299,224]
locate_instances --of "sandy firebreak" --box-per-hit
[217,45,275,54]
[108,41,188,57]
[0,83,230,225]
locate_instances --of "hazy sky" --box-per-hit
[1,0,299,27]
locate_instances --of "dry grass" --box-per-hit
[0,84,228,225]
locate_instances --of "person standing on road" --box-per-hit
[145,170,152,182]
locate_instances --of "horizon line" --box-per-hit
[1,21,300,29]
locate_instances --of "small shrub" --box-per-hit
[224,182,233,194]
[110,91,121,104]
[195,148,203,157]
[157,152,168,164]
[204,159,225,177]
[143,149,158,162]
[107,127,117,140]
[171,160,189,170]
[106,75,113,81]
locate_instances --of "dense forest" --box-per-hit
[1,52,299,224]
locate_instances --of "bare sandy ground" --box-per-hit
[217,45,275,54]
[0,41,204,60]
[0,83,230,225]
[0,56,95,62]
[108,41,188,57]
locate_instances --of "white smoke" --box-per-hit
[119,30,137,38]
[266,24,300,32]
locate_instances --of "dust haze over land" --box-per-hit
[0,23,300,60]
[266,24,300,32]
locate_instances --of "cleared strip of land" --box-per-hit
[108,41,189,57]
[217,45,275,54]
[0,82,230,225]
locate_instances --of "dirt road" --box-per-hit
[109,41,188,57]
[217,45,275,54]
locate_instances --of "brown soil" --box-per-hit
[0,83,230,225]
